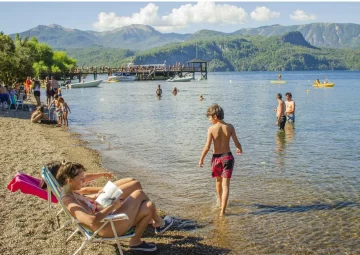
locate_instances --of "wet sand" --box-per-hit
[0,103,231,255]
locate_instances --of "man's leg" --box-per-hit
[215,177,223,207]
[220,177,230,216]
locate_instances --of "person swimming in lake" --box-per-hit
[199,95,204,101]
[172,87,178,95]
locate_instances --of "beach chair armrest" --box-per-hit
[102,213,129,222]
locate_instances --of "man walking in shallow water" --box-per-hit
[199,104,242,217]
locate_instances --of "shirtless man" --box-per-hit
[285,92,295,123]
[275,93,286,130]
[199,104,242,216]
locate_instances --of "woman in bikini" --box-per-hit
[54,161,173,252]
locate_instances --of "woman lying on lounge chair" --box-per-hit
[54,161,173,252]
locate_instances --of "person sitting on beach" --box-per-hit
[156,85,162,96]
[54,161,174,252]
[30,106,49,123]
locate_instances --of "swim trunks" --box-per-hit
[279,115,286,130]
[0,94,9,103]
[211,152,234,178]
[286,114,295,123]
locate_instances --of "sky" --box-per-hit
[1,1,360,34]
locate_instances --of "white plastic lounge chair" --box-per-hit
[41,167,135,255]
[15,93,24,110]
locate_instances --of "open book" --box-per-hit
[95,181,123,208]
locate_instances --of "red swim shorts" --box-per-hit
[211,152,234,178]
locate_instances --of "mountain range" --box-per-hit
[8,22,360,50]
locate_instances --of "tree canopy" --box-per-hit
[0,33,76,86]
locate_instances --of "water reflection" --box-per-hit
[275,123,295,166]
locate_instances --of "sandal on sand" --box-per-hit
[129,241,157,252]
[155,215,174,234]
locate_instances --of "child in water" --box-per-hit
[199,104,242,216]
[199,95,204,101]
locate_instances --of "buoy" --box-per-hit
[306,90,310,93]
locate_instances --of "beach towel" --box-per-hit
[7,171,58,203]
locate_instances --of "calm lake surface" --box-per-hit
[63,71,359,254]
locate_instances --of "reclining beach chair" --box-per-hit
[41,167,134,255]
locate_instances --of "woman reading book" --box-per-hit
[54,161,173,252]
[40,161,142,200]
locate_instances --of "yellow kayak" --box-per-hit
[270,80,286,84]
[313,83,335,87]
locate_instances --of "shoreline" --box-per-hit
[0,103,230,254]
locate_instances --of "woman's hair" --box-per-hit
[39,161,62,189]
[56,160,86,186]
[206,103,224,120]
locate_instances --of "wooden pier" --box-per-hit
[40,58,208,82]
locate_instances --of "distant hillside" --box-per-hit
[234,23,360,48]
[63,46,136,67]
[131,33,360,71]
[10,24,189,50]
[8,22,360,50]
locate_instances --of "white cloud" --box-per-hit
[93,2,248,32]
[250,6,280,22]
[290,10,316,21]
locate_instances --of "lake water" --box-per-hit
[62,71,359,254]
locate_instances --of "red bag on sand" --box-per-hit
[7,171,58,203]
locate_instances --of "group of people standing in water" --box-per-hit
[275,92,296,130]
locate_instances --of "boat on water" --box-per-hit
[167,74,192,82]
[313,82,335,87]
[107,76,120,82]
[70,80,103,88]
[270,80,287,84]
[112,72,136,81]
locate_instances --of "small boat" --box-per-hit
[270,80,287,84]
[167,75,192,82]
[107,76,120,82]
[70,80,103,88]
[113,72,136,81]
[312,82,335,87]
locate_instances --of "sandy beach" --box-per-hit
[0,103,230,255]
